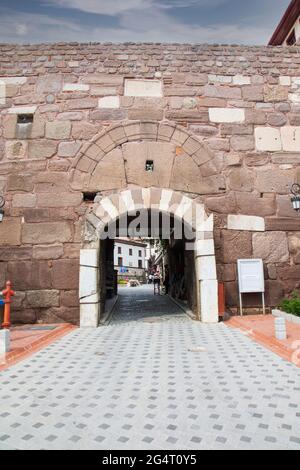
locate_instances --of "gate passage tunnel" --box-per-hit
[98,209,198,321]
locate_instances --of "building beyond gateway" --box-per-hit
[0,42,300,326]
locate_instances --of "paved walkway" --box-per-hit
[0,287,300,450]
[110,286,187,324]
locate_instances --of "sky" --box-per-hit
[0,0,291,45]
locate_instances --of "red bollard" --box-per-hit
[2,281,15,329]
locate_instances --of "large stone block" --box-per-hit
[52,259,79,290]
[57,141,81,158]
[33,244,64,260]
[264,85,289,102]
[28,140,57,159]
[0,218,21,246]
[6,140,28,159]
[123,142,175,189]
[36,75,63,94]
[253,232,289,263]
[255,127,282,151]
[237,193,276,217]
[242,85,264,101]
[230,135,254,151]
[255,169,294,194]
[203,85,241,100]
[124,79,162,97]
[7,174,33,192]
[208,108,245,123]
[98,96,120,109]
[265,218,300,231]
[27,290,60,308]
[37,192,82,208]
[228,168,254,192]
[221,231,252,263]
[22,222,73,244]
[227,215,265,232]
[280,126,300,152]
[88,148,126,191]
[45,121,71,140]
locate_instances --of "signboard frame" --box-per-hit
[237,259,265,316]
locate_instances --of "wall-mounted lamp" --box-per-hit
[0,196,5,222]
[291,183,300,212]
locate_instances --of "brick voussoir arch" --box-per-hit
[86,187,213,239]
[73,120,215,174]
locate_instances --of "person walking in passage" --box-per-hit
[153,266,161,295]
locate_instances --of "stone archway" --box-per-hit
[71,120,220,195]
[79,187,218,328]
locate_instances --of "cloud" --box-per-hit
[42,0,229,16]
[42,0,154,16]
[0,7,270,45]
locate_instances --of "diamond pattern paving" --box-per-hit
[0,287,299,450]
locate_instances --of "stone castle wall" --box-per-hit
[0,43,300,324]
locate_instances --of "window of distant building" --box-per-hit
[286,28,296,45]
[129,248,133,256]
[138,260,143,269]
[118,246,122,254]
[118,257,123,267]
[139,250,142,257]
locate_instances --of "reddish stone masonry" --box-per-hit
[0,43,300,325]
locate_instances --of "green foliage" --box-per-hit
[279,291,300,317]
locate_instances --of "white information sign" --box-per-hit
[237,259,265,316]
[238,259,265,293]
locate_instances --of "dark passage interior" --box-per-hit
[98,209,198,322]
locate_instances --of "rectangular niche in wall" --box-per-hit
[124,79,162,97]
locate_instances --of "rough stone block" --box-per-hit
[52,259,79,290]
[27,290,60,308]
[57,141,81,157]
[6,140,28,159]
[22,222,73,244]
[221,231,252,263]
[200,280,219,323]
[33,244,63,260]
[45,121,71,140]
[253,232,289,263]
[0,218,21,246]
[28,140,57,159]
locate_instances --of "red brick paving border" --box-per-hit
[0,324,77,372]
[226,315,300,367]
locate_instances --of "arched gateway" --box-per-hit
[79,188,218,328]
[74,121,219,328]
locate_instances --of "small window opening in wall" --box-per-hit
[17,114,34,124]
[286,29,296,46]
[145,160,154,172]
[83,192,97,202]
